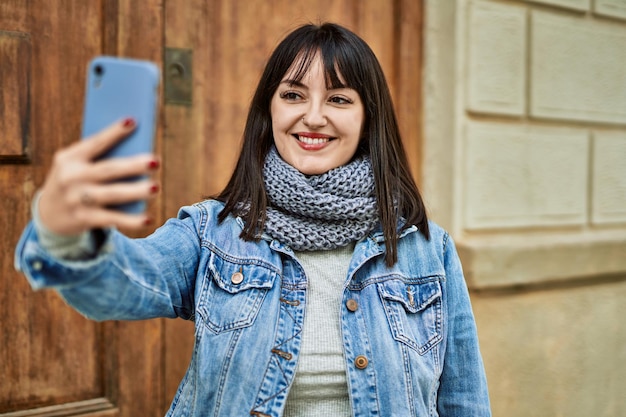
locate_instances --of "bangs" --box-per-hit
[283,42,356,91]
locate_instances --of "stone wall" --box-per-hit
[422,1,626,415]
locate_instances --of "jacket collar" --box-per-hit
[366,219,418,243]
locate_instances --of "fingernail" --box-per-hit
[150,184,160,194]
[143,217,153,226]
[123,118,135,128]
[148,160,160,170]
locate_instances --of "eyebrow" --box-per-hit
[279,79,350,90]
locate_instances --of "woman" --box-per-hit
[15,23,491,416]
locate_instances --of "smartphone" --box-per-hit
[81,56,160,213]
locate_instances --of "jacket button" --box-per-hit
[354,355,368,369]
[231,271,244,285]
[346,299,358,312]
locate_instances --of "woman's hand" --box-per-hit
[37,118,160,236]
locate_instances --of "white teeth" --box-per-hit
[298,135,330,145]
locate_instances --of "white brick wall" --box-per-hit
[453,0,626,233]
[424,2,626,414]
[423,0,626,276]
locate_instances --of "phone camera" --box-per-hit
[94,65,104,76]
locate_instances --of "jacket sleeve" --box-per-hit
[437,233,492,416]
[14,206,202,322]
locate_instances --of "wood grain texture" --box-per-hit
[1,0,105,412]
[0,399,117,417]
[1,1,165,416]
[109,1,166,416]
[396,0,424,184]
[0,31,30,161]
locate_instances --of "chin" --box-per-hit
[296,165,331,176]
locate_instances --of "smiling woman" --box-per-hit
[15,22,491,417]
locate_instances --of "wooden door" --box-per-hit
[2,0,422,415]
[0,1,166,416]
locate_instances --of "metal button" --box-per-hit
[407,289,415,307]
[231,271,244,285]
[271,348,293,360]
[32,260,43,271]
[355,355,368,369]
[346,299,358,312]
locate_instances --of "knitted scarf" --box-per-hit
[262,146,378,251]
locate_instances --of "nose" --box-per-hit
[302,102,327,128]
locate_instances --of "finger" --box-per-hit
[83,180,160,207]
[87,154,160,183]
[72,118,136,161]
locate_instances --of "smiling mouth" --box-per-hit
[293,134,336,145]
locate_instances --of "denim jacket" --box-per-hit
[15,200,491,417]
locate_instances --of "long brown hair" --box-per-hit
[217,23,429,266]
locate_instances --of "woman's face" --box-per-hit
[270,52,365,175]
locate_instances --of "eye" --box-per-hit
[280,91,303,101]
[329,95,352,105]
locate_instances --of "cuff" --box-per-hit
[32,191,110,260]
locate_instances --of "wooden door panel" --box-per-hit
[0,30,30,162]
[0,0,108,413]
[1,399,118,417]
[1,1,163,416]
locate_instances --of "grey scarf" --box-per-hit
[262,146,378,251]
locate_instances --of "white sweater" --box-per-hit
[284,245,354,416]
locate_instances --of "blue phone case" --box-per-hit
[81,56,160,213]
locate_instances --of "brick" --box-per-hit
[594,0,626,20]
[464,122,588,229]
[466,1,527,116]
[592,132,626,224]
[530,11,626,124]
[523,0,590,11]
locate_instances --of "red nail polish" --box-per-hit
[143,218,153,226]
[150,184,160,194]
[123,118,135,128]
[148,160,160,170]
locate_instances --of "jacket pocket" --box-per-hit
[377,278,443,355]
[197,253,277,334]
